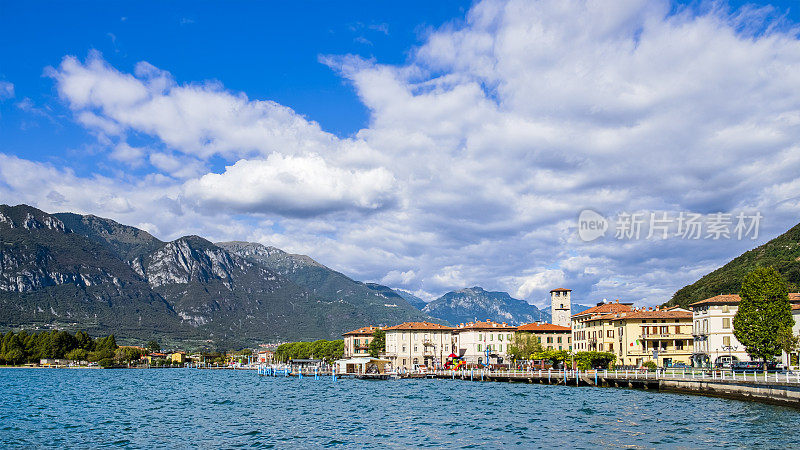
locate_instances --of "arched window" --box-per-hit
[412,358,418,365]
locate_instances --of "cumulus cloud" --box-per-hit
[7,0,800,308]
[182,154,397,216]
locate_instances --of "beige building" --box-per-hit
[610,308,693,368]
[550,288,572,328]
[572,300,633,353]
[453,321,516,365]
[516,322,571,351]
[343,326,381,358]
[384,322,455,370]
[691,293,800,367]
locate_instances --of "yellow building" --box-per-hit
[610,307,693,368]
[571,300,633,353]
[171,352,186,364]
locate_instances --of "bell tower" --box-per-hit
[550,288,572,327]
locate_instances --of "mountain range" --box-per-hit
[0,204,432,348]
[0,203,603,348]
[421,287,550,325]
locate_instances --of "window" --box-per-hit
[490,334,494,341]
[609,343,614,352]
[547,337,553,344]
[507,334,512,340]
[723,336,731,346]
[607,330,613,338]
[354,339,360,347]
[413,358,418,365]
[477,344,482,352]
[498,334,503,341]
[722,318,730,329]
[660,326,668,334]
[557,337,562,343]
[676,340,684,350]
[674,326,680,334]
[414,346,418,352]
[402,346,406,352]
[560,303,564,308]
[402,359,406,365]
[478,333,482,341]
[537,337,542,343]
[499,344,502,352]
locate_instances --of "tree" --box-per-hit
[66,348,89,362]
[368,329,386,358]
[574,351,616,370]
[507,334,543,360]
[146,340,161,352]
[777,327,800,362]
[734,267,793,366]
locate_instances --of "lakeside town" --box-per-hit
[11,282,800,378]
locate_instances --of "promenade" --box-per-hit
[428,368,800,407]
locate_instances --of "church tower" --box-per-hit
[550,288,572,327]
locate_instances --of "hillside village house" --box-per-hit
[609,308,694,367]
[572,300,633,353]
[690,293,800,368]
[343,326,381,358]
[384,322,455,370]
[453,321,516,365]
[515,322,572,351]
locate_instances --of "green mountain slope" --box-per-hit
[666,222,800,308]
[217,241,436,327]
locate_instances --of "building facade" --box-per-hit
[453,321,516,365]
[571,300,633,353]
[611,308,693,367]
[343,326,381,358]
[384,322,455,370]
[550,288,572,328]
[691,293,800,367]
[515,323,571,351]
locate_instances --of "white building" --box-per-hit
[550,288,572,328]
[384,322,455,370]
[690,293,800,367]
[453,321,516,366]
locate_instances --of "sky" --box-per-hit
[2,0,800,308]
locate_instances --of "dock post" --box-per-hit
[548,370,551,383]
[595,371,598,386]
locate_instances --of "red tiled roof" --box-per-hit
[383,321,454,331]
[454,320,517,331]
[516,323,571,332]
[342,326,381,336]
[689,293,800,308]
[550,288,572,292]
[572,302,632,318]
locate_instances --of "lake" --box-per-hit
[1,368,799,448]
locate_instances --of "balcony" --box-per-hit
[640,333,693,340]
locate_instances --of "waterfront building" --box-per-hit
[571,300,633,353]
[343,326,381,358]
[785,305,800,369]
[609,307,693,367]
[691,293,800,367]
[384,322,455,370]
[170,352,187,364]
[453,321,516,365]
[515,322,571,351]
[550,288,572,327]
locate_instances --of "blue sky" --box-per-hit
[3,0,800,307]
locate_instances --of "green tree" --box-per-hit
[146,340,161,352]
[574,351,616,370]
[734,267,794,366]
[368,329,386,358]
[66,348,89,362]
[507,334,543,360]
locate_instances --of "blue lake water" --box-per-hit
[1,368,799,448]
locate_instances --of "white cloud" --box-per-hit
[182,154,396,217]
